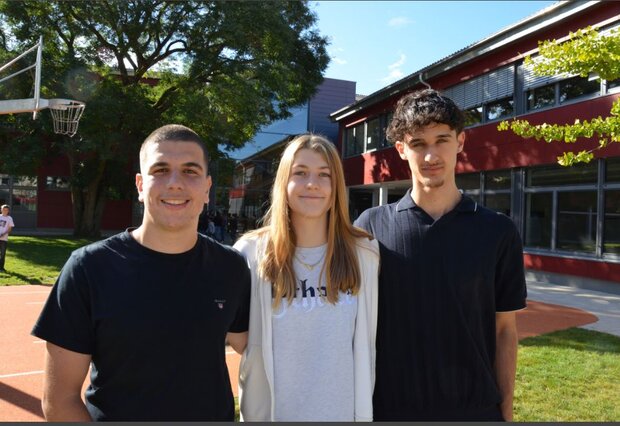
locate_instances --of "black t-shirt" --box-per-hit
[32,230,250,421]
[355,191,527,421]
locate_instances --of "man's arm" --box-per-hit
[495,311,519,422]
[226,331,248,354]
[42,342,92,421]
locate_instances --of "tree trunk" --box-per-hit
[68,155,108,238]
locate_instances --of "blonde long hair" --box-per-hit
[244,133,371,307]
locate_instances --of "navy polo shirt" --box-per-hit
[354,189,526,421]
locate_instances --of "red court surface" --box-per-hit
[0,284,598,421]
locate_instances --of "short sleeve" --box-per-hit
[31,251,95,354]
[227,257,251,333]
[354,209,372,233]
[495,223,527,312]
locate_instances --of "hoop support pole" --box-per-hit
[0,98,49,115]
[0,64,36,85]
[0,40,40,75]
[33,36,43,118]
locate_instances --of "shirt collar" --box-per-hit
[396,188,478,213]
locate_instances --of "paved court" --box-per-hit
[0,285,241,421]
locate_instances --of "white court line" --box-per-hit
[0,370,44,379]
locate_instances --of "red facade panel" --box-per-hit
[458,94,620,173]
[525,254,620,284]
[37,156,133,231]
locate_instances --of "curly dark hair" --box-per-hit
[386,89,465,144]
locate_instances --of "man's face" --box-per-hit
[1,207,8,216]
[395,123,464,191]
[136,140,211,234]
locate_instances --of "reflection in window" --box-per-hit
[528,162,597,186]
[606,157,620,183]
[366,118,381,151]
[608,78,620,91]
[526,85,555,111]
[12,188,37,212]
[525,193,552,249]
[456,172,480,191]
[46,176,71,190]
[382,112,393,148]
[485,193,511,216]
[486,97,514,121]
[485,170,511,190]
[604,190,620,255]
[345,124,364,157]
[559,76,600,103]
[464,106,483,127]
[557,191,597,252]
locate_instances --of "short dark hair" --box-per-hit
[140,124,210,169]
[386,89,465,144]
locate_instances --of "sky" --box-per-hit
[312,1,556,96]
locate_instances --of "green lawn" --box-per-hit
[515,328,620,421]
[1,237,619,421]
[0,236,96,285]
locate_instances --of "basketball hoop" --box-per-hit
[0,36,87,137]
[48,100,85,137]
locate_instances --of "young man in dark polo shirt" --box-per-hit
[354,89,526,421]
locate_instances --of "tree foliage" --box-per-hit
[0,0,329,236]
[498,26,620,166]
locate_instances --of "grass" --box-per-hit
[1,237,619,421]
[515,328,620,421]
[0,236,96,285]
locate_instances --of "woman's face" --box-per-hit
[286,148,333,222]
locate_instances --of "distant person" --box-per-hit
[234,134,379,421]
[0,204,14,272]
[354,90,527,421]
[227,214,238,242]
[32,124,250,421]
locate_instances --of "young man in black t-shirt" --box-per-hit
[32,124,250,421]
[355,90,526,421]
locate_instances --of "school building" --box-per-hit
[228,77,356,223]
[331,1,620,287]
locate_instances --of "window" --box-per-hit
[525,192,552,249]
[608,78,620,91]
[485,97,514,121]
[365,118,381,151]
[456,172,480,203]
[442,65,515,127]
[483,170,512,215]
[46,176,70,190]
[464,106,483,127]
[485,193,511,216]
[606,158,620,182]
[559,76,600,104]
[485,170,511,190]
[382,112,393,148]
[456,172,480,191]
[604,190,620,255]
[557,191,597,252]
[528,162,597,186]
[345,123,364,157]
[526,84,555,111]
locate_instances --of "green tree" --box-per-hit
[498,26,620,166]
[0,0,328,236]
